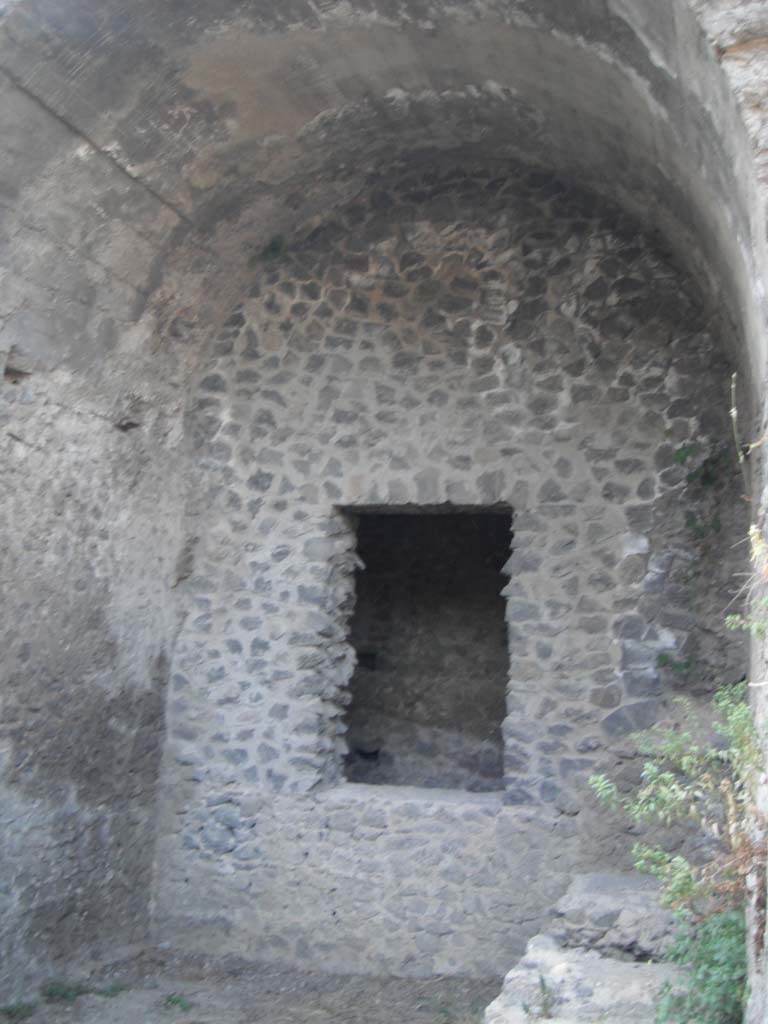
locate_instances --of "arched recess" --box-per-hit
[0,0,766,1013]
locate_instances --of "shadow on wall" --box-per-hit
[343,509,512,791]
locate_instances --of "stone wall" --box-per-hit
[1,0,766,1007]
[161,785,586,979]
[154,165,747,975]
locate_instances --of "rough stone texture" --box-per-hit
[553,872,676,961]
[0,0,766,1013]
[156,786,584,979]
[484,935,682,1024]
[344,512,510,791]
[18,949,497,1024]
[0,351,186,993]
[154,167,746,976]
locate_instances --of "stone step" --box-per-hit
[485,935,681,1024]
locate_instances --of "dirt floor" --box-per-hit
[7,950,499,1024]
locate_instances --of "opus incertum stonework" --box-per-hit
[1,1,768,1021]
[155,165,746,977]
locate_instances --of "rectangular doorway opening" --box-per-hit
[341,508,512,792]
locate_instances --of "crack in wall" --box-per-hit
[0,65,194,229]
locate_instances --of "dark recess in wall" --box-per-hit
[342,508,512,791]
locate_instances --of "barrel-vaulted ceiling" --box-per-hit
[0,0,765,388]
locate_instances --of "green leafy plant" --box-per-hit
[656,909,747,1024]
[522,973,558,1019]
[589,684,764,1023]
[674,444,698,465]
[96,982,128,998]
[0,1005,37,1021]
[431,993,488,1022]
[40,980,91,1003]
[39,978,127,1005]
[684,510,721,540]
[726,596,768,641]
[657,654,692,676]
[164,993,193,1012]
[687,451,726,488]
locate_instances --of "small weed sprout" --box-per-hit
[725,525,768,641]
[39,979,128,1006]
[522,973,558,1020]
[0,1005,36,1021]
[40,980,91,1003]
[674,444,698,465]
[164,993,193,1012]
[97,982,128,998]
